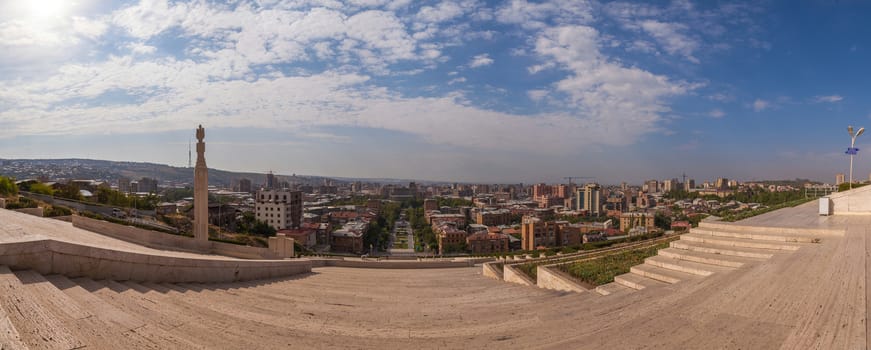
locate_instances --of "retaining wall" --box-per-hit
[482,262,503,280]
[307,258,477,269]
[14,207,44,217]
[826,185,871,216]
[503,264,535,286]
[72,215,279,260]
[537,265,589,293]
[0,239,311,283]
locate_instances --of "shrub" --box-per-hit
[6,197,38,209]
[44,205,72,217]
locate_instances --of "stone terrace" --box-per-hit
[0,200,869,349]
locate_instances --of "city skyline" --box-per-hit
[1,1,871,183]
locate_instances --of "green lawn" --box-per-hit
[557,242,670,286]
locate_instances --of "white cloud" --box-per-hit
[468,53,493,68]
[496,0,594,29]
[638,20,699,63]
[447,77,466,85]
[0,0,700,156]
[531,25,692,140]
[71,16,108,40]
[112,0,190,39]
[752,99,770,112]
[126,42,157,55]
[416,1,467,23]
[707,93,732,102]
[708,109,725,118]
[813,95,843,103]
[527,89,548,101]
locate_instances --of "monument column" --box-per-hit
[194,125,209,241]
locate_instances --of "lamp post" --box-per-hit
[847,126,865,190]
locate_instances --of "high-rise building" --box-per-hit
[663,179,679,193]
[684,179,695,191]
[555,184,569,198]
[266,171,276,189]
[836,173,846,185]
[533,183,550,198]
[716,178,729,189]
[255,189,303,231]
[137,177,159,193]
[117,177,131,193]
[644,180,659,193]
[237,178,252,193]
[575,183,601,216]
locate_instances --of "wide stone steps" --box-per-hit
[11,270,146,349]
[630,263,698,284]
[670,240,777,259]
[698,221,842,237]
[71,278,216,348]
[595,282,633,296]
[645,255,732,276]
[45,274,191,349]
[681,233,802,251]
[614,273,669,291]
[0,267,84,349]
[657,248,762,268]
[690,228,820,243]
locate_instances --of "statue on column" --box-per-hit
[194,125,209,241]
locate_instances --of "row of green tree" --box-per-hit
[664,188,806,206]
[362,201,403,253]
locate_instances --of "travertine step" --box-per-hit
[670,240,777,259]
[657,248,762,268]
[681,233,802,251]
[73,278,210,349]
[698,221,843,237]
[630,263,697,284]
[690,228,820,243]
[0,267,84,349]
[13,270,139,349]
[0,275,26,350]
[595,282,633,296]
[46,275,189,349]
[645,255,732,276]
[614,273,669,291]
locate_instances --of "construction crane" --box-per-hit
[563,176,595,186]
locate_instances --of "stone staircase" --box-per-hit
[594,222,818,295]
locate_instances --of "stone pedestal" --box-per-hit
[269,233,295,258]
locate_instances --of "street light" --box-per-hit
[847,126,865,190]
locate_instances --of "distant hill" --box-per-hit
[0,158,330,187]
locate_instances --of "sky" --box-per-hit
[1,0,870,185]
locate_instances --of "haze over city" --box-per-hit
[1,0,870,183]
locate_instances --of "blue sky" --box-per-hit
[0,0,870,184]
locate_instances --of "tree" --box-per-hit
[29,182,54,196]
[0,176,18,196]
[55,183,83,201]
[250,220,276,237]
[654,212,672,231]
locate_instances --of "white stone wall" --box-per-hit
[503,264,535,286]
[537,265,588,293]
[0,239,311,283]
